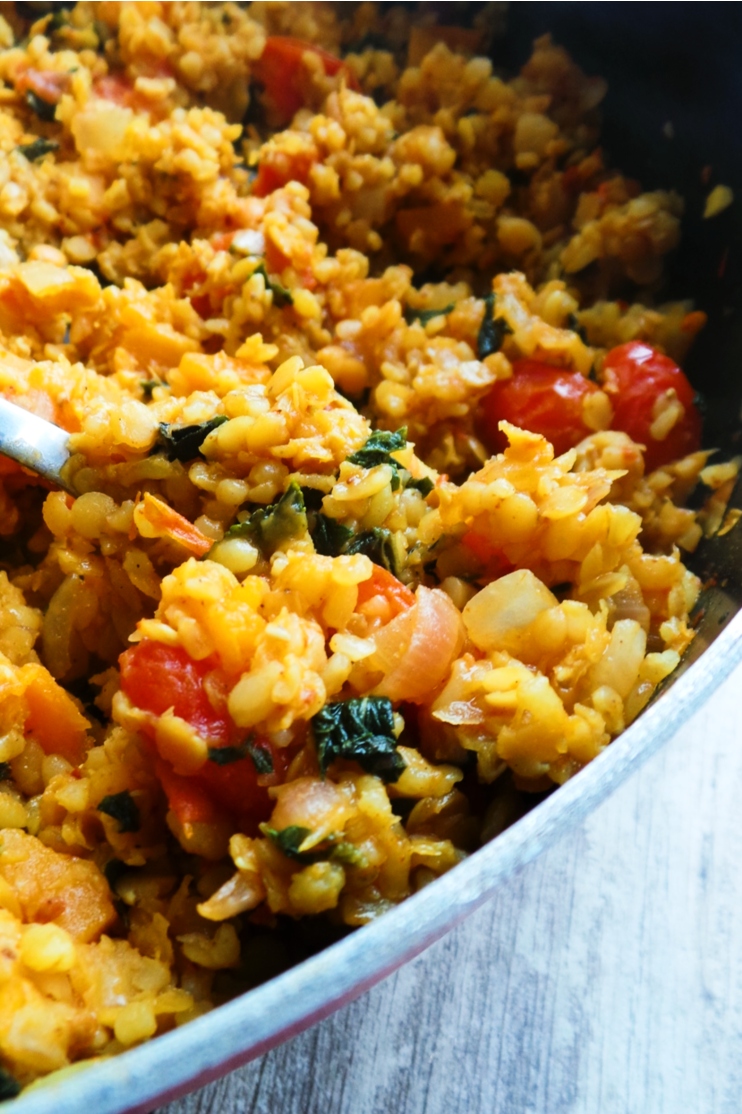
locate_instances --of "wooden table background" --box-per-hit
[159,661,742,1114]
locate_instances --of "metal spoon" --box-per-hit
[0,395,74,492]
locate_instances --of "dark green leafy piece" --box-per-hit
[344,527,398,576]
[102,858,132,925]
[97,791,141,833]
[262,825,319,862]
[312,696,405,783]
[300,486,324,512]
[405,475,434,497]
[477,292,512,359]
[208,741,251,766]
[348,428,407,470]
[140,379,163,399]
[25,90,58,121]
[328,841,363,865]
[245,740,274,775]
[103,857,128,892]
[225,480,307,557]
[208,736,274,775]
[348,428,407,490]
[0,1067,21,1101]
[261,825,362,865]
[16,136,59,161]
[0,764,10,781]
[404,303,454,325]
[310,512,354,557]
[154,415,228,462]
[252,261,293,307]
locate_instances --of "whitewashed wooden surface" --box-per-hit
[158,661,742,1114]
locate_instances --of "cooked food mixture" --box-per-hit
[0,1,736,1093]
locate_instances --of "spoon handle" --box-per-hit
[0,395,73,491]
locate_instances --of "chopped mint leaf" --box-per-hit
[97,790,140,833]
[312,696,405,783]
[477,292,512,359]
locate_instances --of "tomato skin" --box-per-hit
[253,36,359,123]
[120,640,287,830]
[602,341,702,471]
[355,565,415,617]
[119,641,231,745]
[478,359,602,457]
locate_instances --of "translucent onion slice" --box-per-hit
[373,586,465,704]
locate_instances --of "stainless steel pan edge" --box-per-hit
[11,600,742,1114]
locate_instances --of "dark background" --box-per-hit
[505,3,742,428]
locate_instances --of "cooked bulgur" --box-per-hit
[0,1,733,1094]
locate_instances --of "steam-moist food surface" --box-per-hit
[0,1,734,1095]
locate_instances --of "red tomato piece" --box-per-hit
[122,641,290,832]
[602,341,702,471]
[477,359,602,457]
[356,565,415,617]
[16,67,70,105]
[92,73,135,107]
[119,640,231,745]
[460,530,514,579]
[253,36,359,123]
[155,758,220,826]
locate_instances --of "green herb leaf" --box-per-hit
[140,378,163,400]
[225,480,307,556]
[310,512,354,557]
[103,857,128,892]
[261,824,357,865]
[154,415,228,462]
[0,1067,21,1101]
[344,527,398,576]
[348,428,407,491]
[262,825,318,862]
[245,740,274,775]
[208,736,274,775]
[25,89,58,122]
[477,292,512,359]
[300,486,324,512]
[404,303,454,325]
[311,696,406,783]
[208,741,250,766]
[348,428,407,470]
[405,476,434,497]
[16,136,59,161]
[97,790,141,833]
[252,261,293,307]
[0,763,10,781]
[328,841,363,865]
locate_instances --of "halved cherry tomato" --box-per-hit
[253,36,359,123]
[477,359,602,457]
[601,341,702,471]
